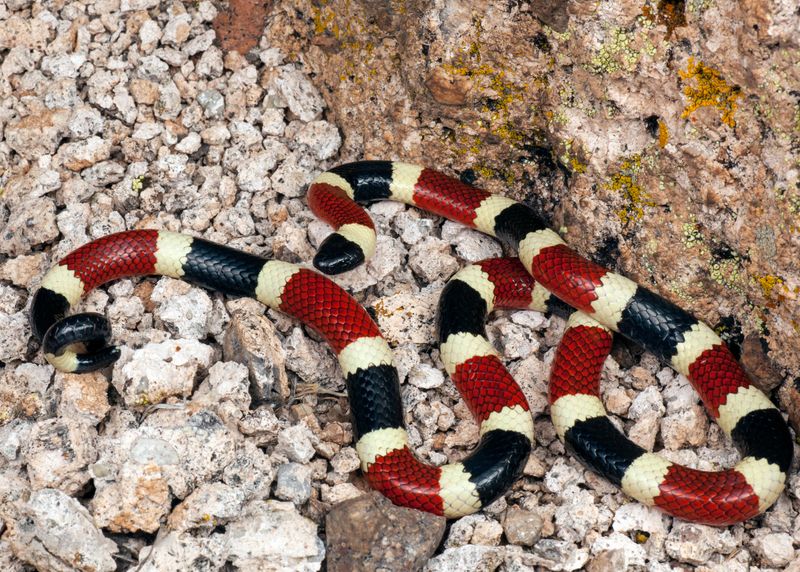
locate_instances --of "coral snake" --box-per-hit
[31,161,792,525]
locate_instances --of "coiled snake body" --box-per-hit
[31,161,792,525]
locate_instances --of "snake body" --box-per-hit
[30,161,792,525]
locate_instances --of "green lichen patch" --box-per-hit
[604,155,656,224]
[588,25,656,75]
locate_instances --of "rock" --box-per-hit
[55,371,110,424]
[167,481,247,531]
[90,463,170,533]
[0,311,29,363]
[660,404,708,450]
[6,489,117,572]
[114,338,214,408]
[163,14,191,46]
[326,492,445,572]
[4,108,69,159]
[330,447,360,475]
[471,518,504,545]
[151,278,214,339]
[295,120,342,160]
[373,289,438,345]
[425,545,525,572]
[136,531,226,571]
[271,149,319,198]
[408,237,459,282]
[0,253,45,287]
[22,419,96,495]
[275,424,317,464]
[275,462,313,504]
[224,500,325,571]
[96,409,237,501]
[238,406,282,445]
[68,106,104,139]
[237,149,278,192]
[223,308,290,402]
[503,507,543,547]
[527,539,590,571]
[426,66,473,105]
[408,363,446,389]
[194,361,252,411]
[184,30,215,57]
[752,532,795,567]
[321,482,363,504]
[200,123,231,145]
[554,487,601,543]
[664,522,737,565]
[273,65,325,122]
[0,197,59,256]
[58,135,112,170]
[0,420,32,463]
[589,533,647,569]
[0,15,52,51]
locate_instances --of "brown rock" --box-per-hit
[0,254,45,288]
[740,334,782,391]
[91,463,171,533]
[129,78,160,104]
[55,371,110,424]
[778,378,800,435]
[222,309,290,402]
[527,0,571,32]
[425,66,472,106]
[326,492,446,572]
[212,0,274,55]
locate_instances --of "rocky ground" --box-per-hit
[0,0,799,571]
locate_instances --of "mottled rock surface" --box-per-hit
[326,492,446,572]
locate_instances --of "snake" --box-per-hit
[30,161,792,525]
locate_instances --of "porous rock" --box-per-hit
[326,492,445,572]
[223,307,290,402]
[6,489,117,572]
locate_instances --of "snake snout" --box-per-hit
[42,312,120,373]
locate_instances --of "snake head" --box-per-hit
[41,313,121,373]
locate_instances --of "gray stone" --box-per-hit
[275,462,313,504]
[273,66,325,122]
[22,419,96,495]
[275,424,317,464]
[503,507,543,546]
[6,489,117,572]
[225,500,325,571]
[752,532,795,567]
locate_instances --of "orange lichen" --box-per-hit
[657,119,669,147]
[678,58,741,127]
[642,0,687,38]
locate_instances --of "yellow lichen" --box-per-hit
[657,119,669,147]
[604,155,655,224]
[439,17,528,173]
[678,58,741,128]
[131,175,145,193]
[756,274,784,301]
